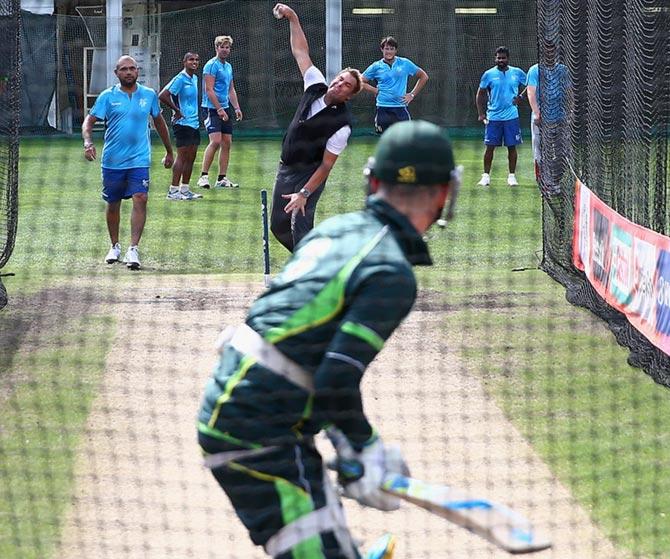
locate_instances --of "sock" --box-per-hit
[217,174,225,181]
[180,184,190,193]
[169,185,179,193]
[201,172,208,177]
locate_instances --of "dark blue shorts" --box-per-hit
[101,167,150,203]
[204,107,234,135]
[374,106,411,134]
[173,124,201,148]
[484,118,522,147]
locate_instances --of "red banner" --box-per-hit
[573,180,670,356]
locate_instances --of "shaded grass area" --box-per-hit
[0,300,114,559]
[3,136,668,558]
[441,273,670,557]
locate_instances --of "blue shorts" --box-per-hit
[204,107,234,135]
[374,106,411,134]
[102,167,150,203]
[484,118,522,147]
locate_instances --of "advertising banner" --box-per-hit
[573,180,670,356]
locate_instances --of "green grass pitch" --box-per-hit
[0,135,668,558]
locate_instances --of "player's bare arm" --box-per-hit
[403,68,429,104]
[82,114,98,161]
[475,87,488,121]
[158,87,182,122]
[152,113,174,168]
[204,74,228,121]
[360,76,378,97]
[527,85,541,124]
[273,3,313,76]
[282,150,337,215]
[228,81,243,121]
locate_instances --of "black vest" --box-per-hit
[280,83,353,167]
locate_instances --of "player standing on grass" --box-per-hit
[197,118,460,559]
[361,36,429,134]
[82,55,173,270]
[197,35,243,189]
[159,52,203,201]
[269,3,362,253]
[526,40,572,197]
[475,46,526,187]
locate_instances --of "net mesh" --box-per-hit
[2,1,668,559]
[0,0,20,309]
[537,0,670,385]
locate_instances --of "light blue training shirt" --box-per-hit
[526,63,571,122]
[479,65,527,121]
[166,70,200,128]
[362,56,420,107]
[201,57,233,109]
[90,83,160,169]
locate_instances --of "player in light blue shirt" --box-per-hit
[159,52,203,201]
[82,55,174,270]
[526,42,573,196]
[197,35,243,190]
[475,46,527,187]
[361,36,429,134]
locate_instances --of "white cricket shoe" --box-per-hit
[196,175,211,189]
[477,173,491,187]
[180,189,203,200]
[124,246,141,270]
[507,173,519,186]
[105,243,121,264]
[166,189,184,201]
[214,176,239,188]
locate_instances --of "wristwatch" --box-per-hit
[298,187,311,199]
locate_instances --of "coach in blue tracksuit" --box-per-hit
[361,36,429,134]
[475,46,527,187]
[82,55,173,270]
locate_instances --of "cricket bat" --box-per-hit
[381,473,552,554]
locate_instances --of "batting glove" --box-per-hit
[327,428,409,511]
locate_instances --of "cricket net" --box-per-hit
[537,0,670,385]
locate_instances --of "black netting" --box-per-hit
[0,0,20,310]
[537,0,670,385]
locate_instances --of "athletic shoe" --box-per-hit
[477,173,491,187]
[507,173,519,187]
[166,189,184,201]
[105,243,121,264]
[214,177,239,188]
[124,246,141,270]
[197,175,211,189]
[365,534,396,559]
[180,189,203,200]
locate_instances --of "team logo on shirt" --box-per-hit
[139,98,148,108]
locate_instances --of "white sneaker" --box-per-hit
[196,175,211,189]
[477,173,491,187]
[507,174,519,187]
[124,246,141,270]
[180,189,203,200]
[214,176,239,188]
[105,243,121,264]
[166,189,184,201]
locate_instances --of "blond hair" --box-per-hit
[338,67,363,95]
[214,35,233,47]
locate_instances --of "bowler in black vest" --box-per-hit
[271,3,362,252]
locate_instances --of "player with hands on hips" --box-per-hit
[197,118,459,559]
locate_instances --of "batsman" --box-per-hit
[197,120,459,559]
